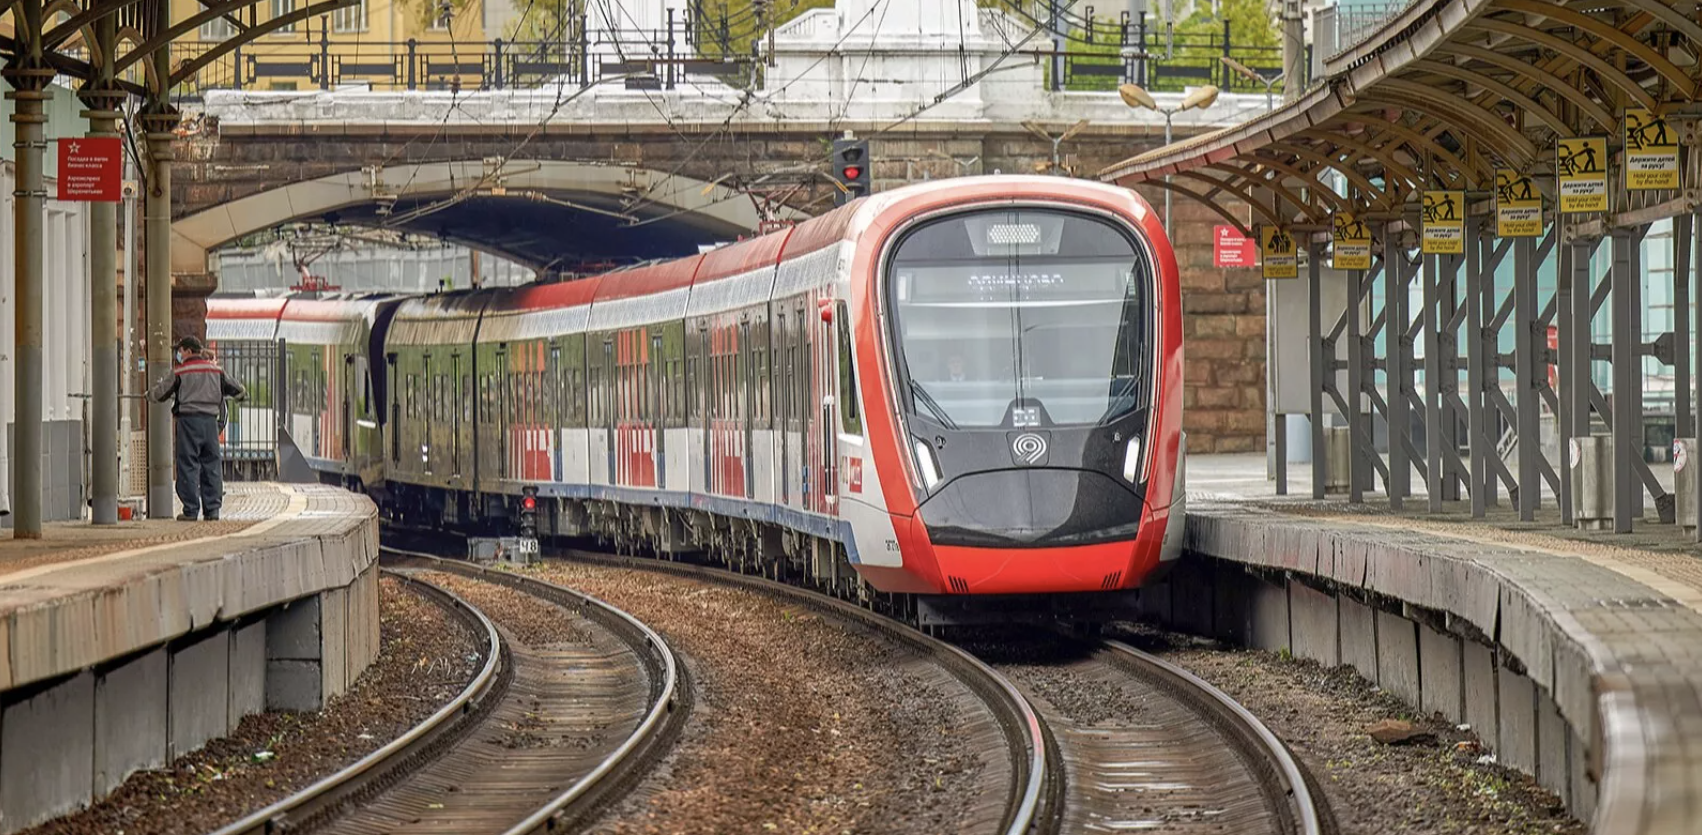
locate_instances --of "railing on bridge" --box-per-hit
[169,6,1285,96]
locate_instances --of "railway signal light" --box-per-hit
[519,488,538,538]
[831,137,870,206]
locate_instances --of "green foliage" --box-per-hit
[505,0,581,49]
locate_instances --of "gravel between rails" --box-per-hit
[1115,625,1584,835]
[530,560,1000,835]
[21,576,480,835]
[960,630,1285,835]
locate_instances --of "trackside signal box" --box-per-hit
[831,137,870,205]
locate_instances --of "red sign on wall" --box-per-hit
[1213,225,1257,268]
[56,137,123,202]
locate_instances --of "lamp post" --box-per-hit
[1220,56,1281,112]
[1119,83,1219,237]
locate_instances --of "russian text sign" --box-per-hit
[56,137,122,202]
[1213,225,1256,268]
[1557,136,1608,212]
[1624,108,1679,191]
[1331,213,1371,270]
[1494,169,1543,237]
[1259,225,1297,280]
[1421,191,1464,255]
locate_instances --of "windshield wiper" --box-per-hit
[910,381,959,430]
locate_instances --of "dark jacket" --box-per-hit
[150,357,247,417]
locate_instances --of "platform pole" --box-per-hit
[142,69,178,519]
[1556,237,1575,525]
[1693,212,1702,542]
[1309,240,1326,499]
[1423,239,1444,512]
[1466,218,1487,517]
[1514,235,1539,521]
[82,21,123,526]
[3,0,53,537]
[1610,228,1636,532]
[1675,214,1693,441]
[1386,226,1410,508]
[1346,261,1367,504]
[1439,241,1464,503]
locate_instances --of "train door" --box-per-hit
[421,352,433,476]
[651,332,665,488]
[549,341,563,483]
[340,353,355,469]
[698,322,712,493]
[739,318,754,499]
[832,300,863,505]
[388,353,401,469]
[603,336,616,482]
[451,352,463,477]
[496,344,510,482]
[775,309,789,505]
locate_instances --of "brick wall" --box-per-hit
[1162,195,1266,454]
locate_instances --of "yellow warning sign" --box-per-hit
[1557,136,1608,212]
[1421,191,1464,254]
[1260,225,1297,280]
[1624,109,1679,191]
[1331,213,1371,270]
[1494,169,1543,238]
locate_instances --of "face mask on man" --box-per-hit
[175,350,184,364]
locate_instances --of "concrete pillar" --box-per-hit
[169,632,230,758]
[141,93,178,519]
[266,595,326,711]
[81,19,124,526]
[2,0,54,537]
[1,672,94,831]
[94,648,168,796]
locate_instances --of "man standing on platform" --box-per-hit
[150,336,247,521]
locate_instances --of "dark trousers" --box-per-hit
[175,414,224,516]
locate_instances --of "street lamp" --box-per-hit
[1020,119,1091,176]
[1220,56,1281,112]
[1119,83,1220,237]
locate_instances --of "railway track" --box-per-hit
[209,551,683,835]
[549,549,1048,835]
[981,631,1329,835]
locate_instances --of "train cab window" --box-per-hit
[886,208,1150,429]
[835,301,861,437]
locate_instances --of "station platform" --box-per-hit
[0,482,381,834]
[1174,453,1702,834]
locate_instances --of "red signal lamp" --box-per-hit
[841,165,862,181]
[521,495,536,511]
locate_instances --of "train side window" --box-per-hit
[835,301,861,436]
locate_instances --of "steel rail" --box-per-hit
[206,570,505,835]
[1101,638,1326,835]
[555,549,1049,835]
[378,546,683,835]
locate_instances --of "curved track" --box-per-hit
[211,552,683,835]
[553,549,1048,835]
[987,632,1328,835]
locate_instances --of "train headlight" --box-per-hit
[914,439,943,490]
[1122,437,1143,483]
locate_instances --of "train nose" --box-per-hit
[917,469,1142,548]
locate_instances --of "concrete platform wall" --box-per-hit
[0,488,380,833]
[1168,503,1702,835]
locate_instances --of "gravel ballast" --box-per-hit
[533,560,1000,835]
[1119,625,1584,835]
[22,576,481,835]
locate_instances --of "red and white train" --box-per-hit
[207,175,1185,609]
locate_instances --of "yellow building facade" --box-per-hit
[172,0,517,91]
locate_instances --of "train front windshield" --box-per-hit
[888,209,1152,429]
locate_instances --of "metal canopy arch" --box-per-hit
[1100,0,1702,574]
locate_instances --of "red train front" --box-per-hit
[839,177,1185,600]
[206,176,1185,611]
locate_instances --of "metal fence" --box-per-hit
[211,339,285,481]
[169,7,1286,95]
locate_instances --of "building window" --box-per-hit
[271,0,296,33]
[199,15,234,40]
[333,0,367,33]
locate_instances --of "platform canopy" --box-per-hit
[1100,0,1702,236]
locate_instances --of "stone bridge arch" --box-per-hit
[172,160,803,277]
